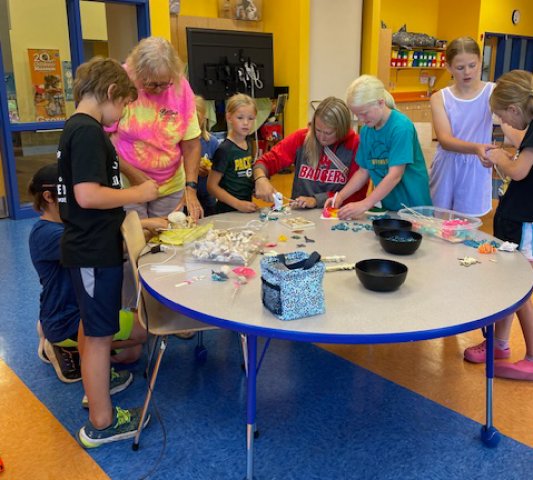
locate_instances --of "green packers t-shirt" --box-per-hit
[212,138,254,213]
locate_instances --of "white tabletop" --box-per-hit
[140,210,533,344]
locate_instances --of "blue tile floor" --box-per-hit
[1,217,533,479]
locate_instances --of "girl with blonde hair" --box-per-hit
[326,75,430,219]
[208,94,258,213]
[253,96,368,209]
[464,70,533,380]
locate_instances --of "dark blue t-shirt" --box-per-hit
[29,219,79,343]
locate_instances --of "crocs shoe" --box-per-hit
[463,340,511,363]
[494,360,533,381]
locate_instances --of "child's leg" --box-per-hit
[110,309,147,364]
[494,314,514,346]
[465,212,519,363]
[493,260,533,380]
[70,267,121,426]
[463,315,513,363]
[80,325,114,428]
[517,299,533,358]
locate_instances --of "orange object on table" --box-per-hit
[478,243,496,254]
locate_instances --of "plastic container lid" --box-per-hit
[397,206,482,243]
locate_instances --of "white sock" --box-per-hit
[495,338,510,350]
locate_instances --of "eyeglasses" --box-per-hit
[142,80,173,90]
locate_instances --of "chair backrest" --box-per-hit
[121,210,147,287]
[121,210,215,334]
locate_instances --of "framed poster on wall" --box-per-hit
[27,48,66,121]
[218,0,262,21]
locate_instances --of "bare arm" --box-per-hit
[74,180,158,210]
[431,91,496,161]
[488,147,533,181]
[325,168,370,208]
[253,165,276,202]
[500,123,526,149]
[118,157,151,186]
[179,136,204,220]
[207,170,257,213]
[337,166,404,220]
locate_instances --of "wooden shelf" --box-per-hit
[390,67,445,70]
[392,46,446,51]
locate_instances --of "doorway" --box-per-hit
[482,32,533,82]
[0,0,150,219]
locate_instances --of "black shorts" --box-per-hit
[69,266,123,337]
[493,209,522,244]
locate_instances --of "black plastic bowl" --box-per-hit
[355,259,408,292]
[372,218,412,236]
[378,229,422,255]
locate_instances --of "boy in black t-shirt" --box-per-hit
[57,57,158,447]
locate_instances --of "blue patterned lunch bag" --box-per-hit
[260,251,325,320]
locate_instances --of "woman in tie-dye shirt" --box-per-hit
[108,37,203,220]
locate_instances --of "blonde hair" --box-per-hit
[490,70,533,120]
[225,93,257,116]
[73,56,137,104]
[346,75,396,110]
[126,36,183,84]
[445,36,480,64]
[304,97,352,168]
[195,95,210,141]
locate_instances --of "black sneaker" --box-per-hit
[44,340,82,383]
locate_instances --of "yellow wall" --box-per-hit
[180,0,218,18]
[381,0,439,35]
[149,0,171,38]
[437,0,479,42]
[262,0,309,132]
[478,0,533,38]
[361,0,381,75]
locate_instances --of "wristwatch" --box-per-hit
[185,181,198,190]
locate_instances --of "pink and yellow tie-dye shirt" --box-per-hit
[108,77,200,196]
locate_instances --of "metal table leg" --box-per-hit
[481,322,500,447]
[245,334,257,480]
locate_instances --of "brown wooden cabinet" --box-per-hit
[395,101,432,123]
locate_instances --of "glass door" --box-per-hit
[0,0,149,219]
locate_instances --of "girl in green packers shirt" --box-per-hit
[207,94,258,213]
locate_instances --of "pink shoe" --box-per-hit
[494,359,533,380]
[463,340,511,363]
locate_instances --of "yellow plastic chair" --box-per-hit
[121,210,217,450]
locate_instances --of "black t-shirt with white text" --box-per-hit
[57,113,125,267]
